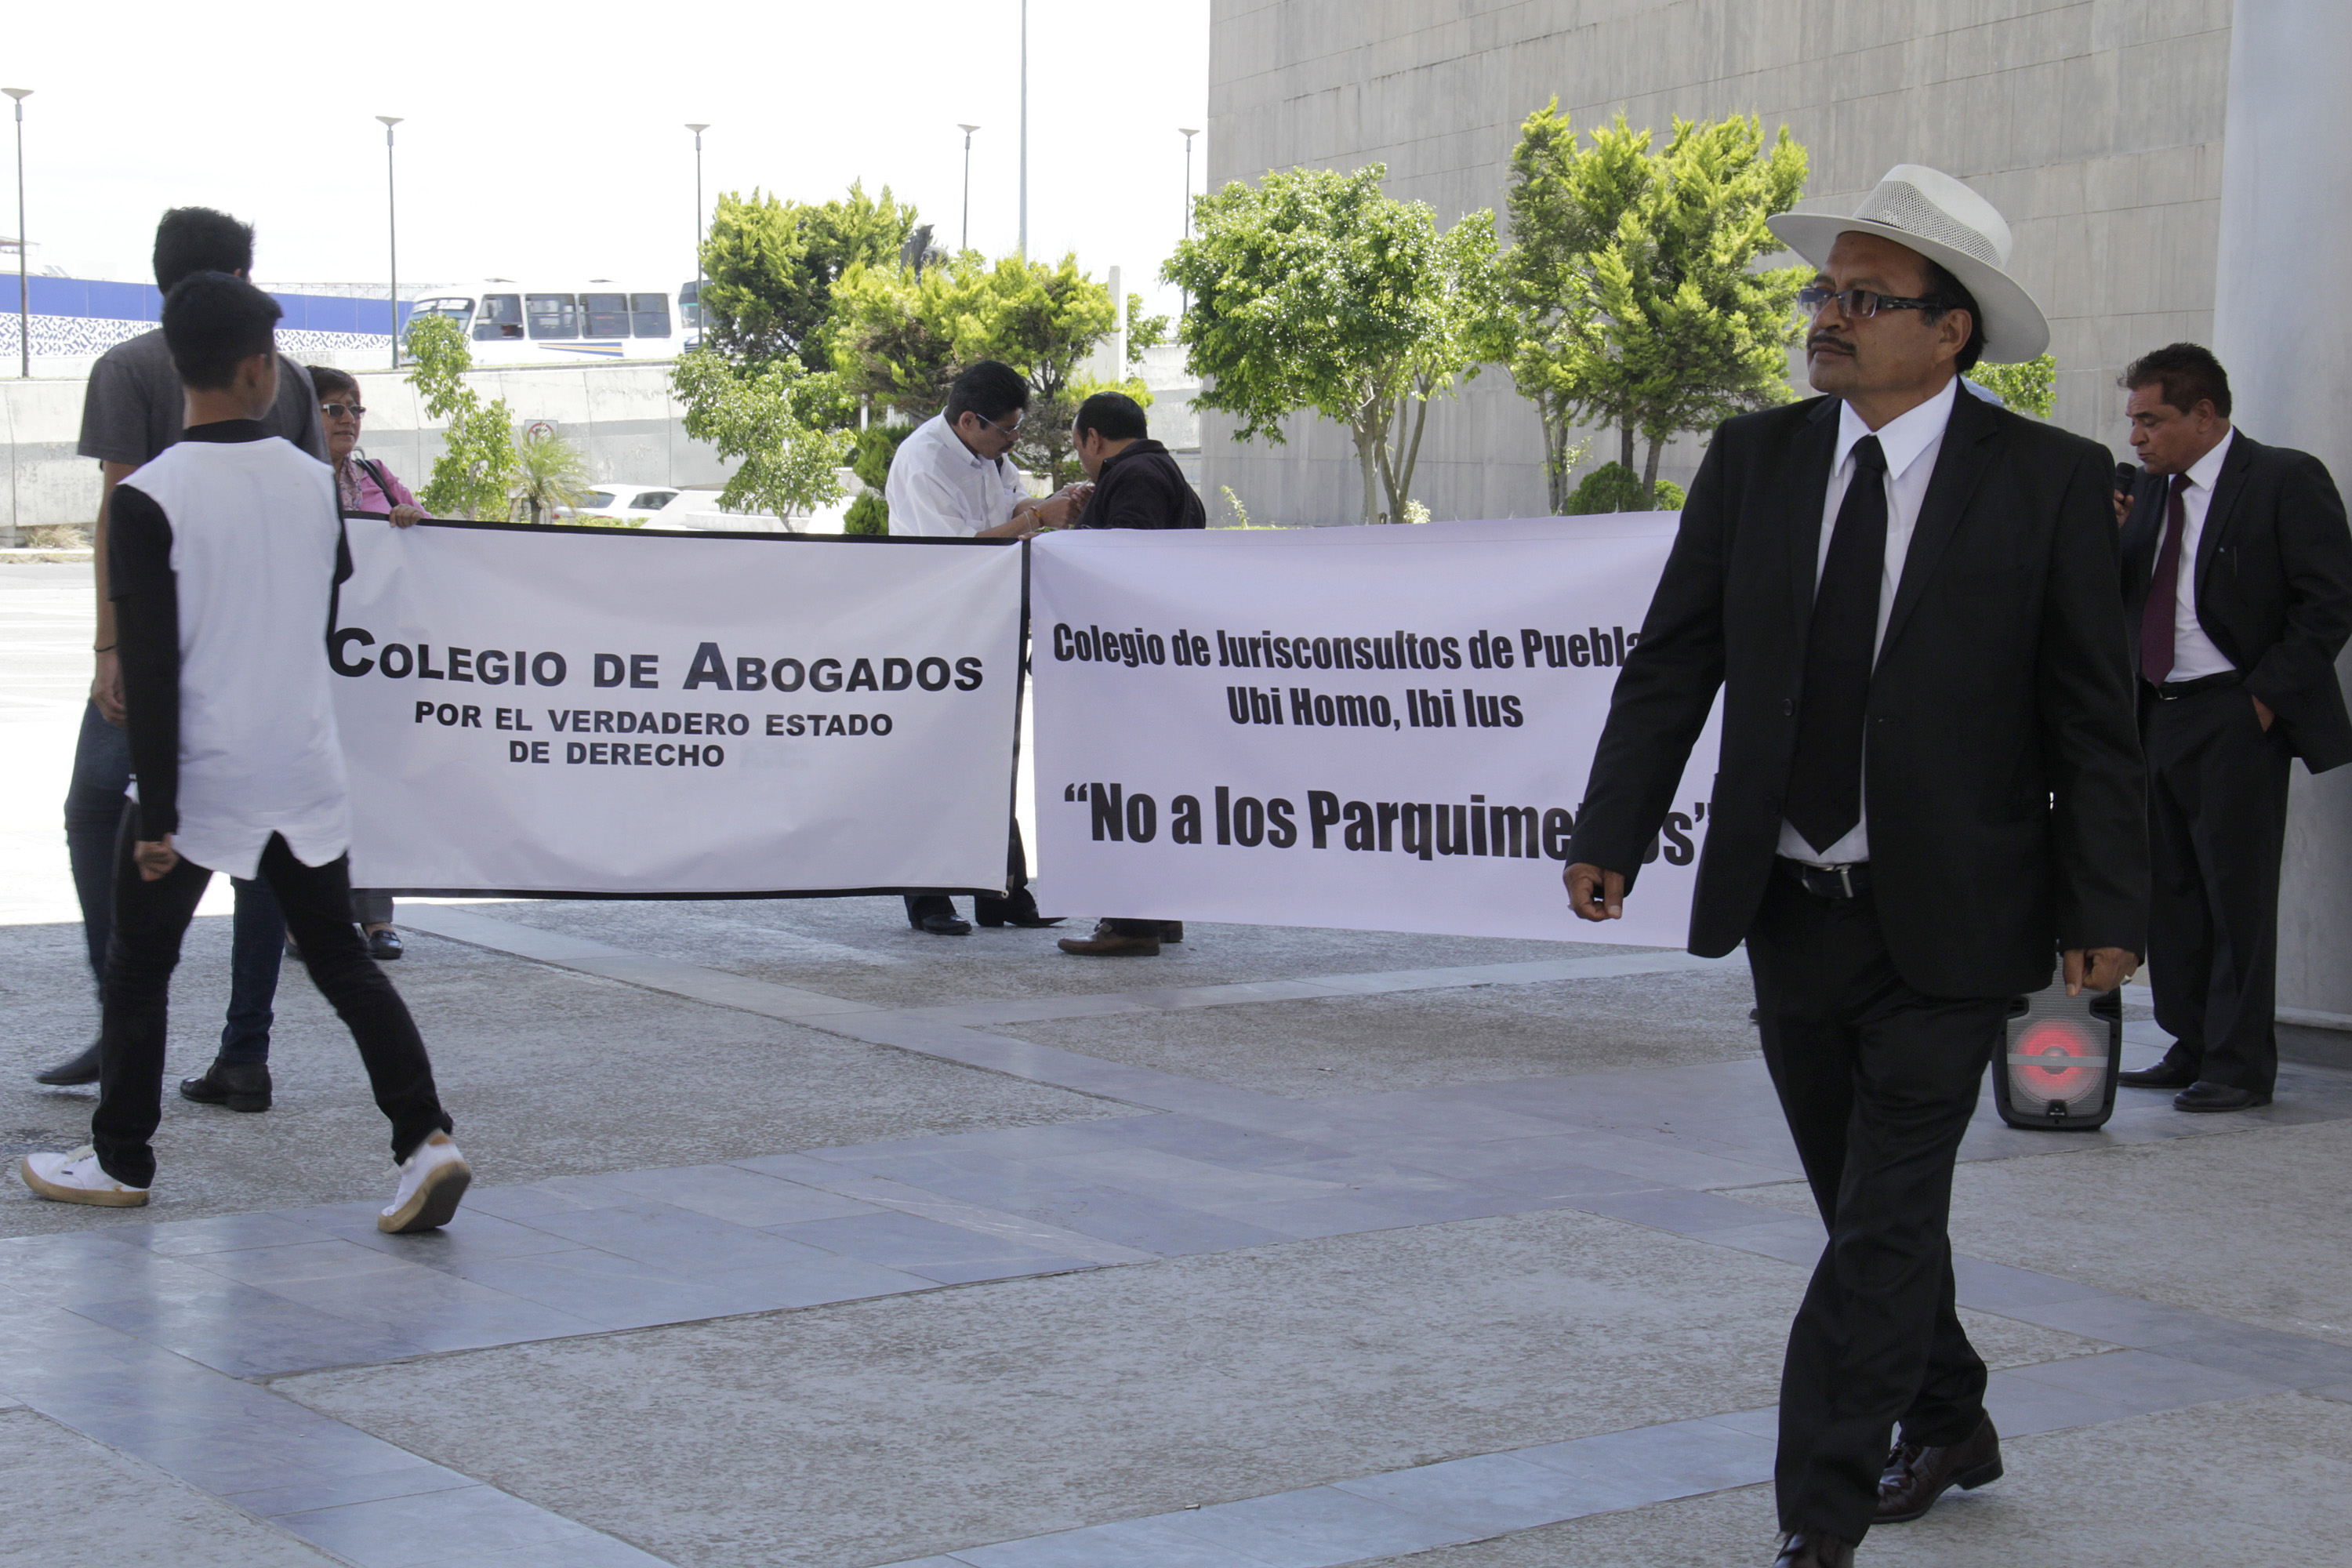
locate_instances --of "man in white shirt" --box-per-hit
[884,361,1073,935]
[18,274,472,1233]
[884,360,1075,539]
[2116,343,2352,1112]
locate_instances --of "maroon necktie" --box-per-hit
[2140,473,2192,685]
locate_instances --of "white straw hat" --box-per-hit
[1768,165,2050,364]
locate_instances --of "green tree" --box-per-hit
[700,181,917,372]
[670,348,851,522]
[1163,163,1508,526]
[405,314,519,521]
[514,429,593,524]
[1504,104,1809,508]
[829,253,1163,485]
[1970,353,2056,417]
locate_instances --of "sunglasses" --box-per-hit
[1796,285,1956,320]
[321,402,368,419]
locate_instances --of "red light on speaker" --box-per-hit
[2013,1019,2101,1101]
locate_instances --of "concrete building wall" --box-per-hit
[1203,0,2234,527]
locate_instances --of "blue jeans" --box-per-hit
[65,700,285,1064]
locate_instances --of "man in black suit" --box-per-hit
[1564,166,2146,1568]
[2114,344,2352,1111]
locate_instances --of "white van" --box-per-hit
[407,281,701,366]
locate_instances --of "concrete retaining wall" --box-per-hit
[0,361,731,538]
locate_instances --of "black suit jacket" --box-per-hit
[2120,430,2352,771]
[1570,389,2147,999]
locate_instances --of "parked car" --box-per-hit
[554,484,682,526]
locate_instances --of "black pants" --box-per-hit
[92,822,452,1189]
[1748,870,2005,1543]
[906,820,1037,926]
[66,699,286,1060]
[2143,683,2292,1096]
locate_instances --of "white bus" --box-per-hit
[405,281,704,365]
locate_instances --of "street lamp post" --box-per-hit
[5,89,31,379]
[376,116,402,369]
[686,124,709,342]
[1178,127,1201,318]
[1018,0,1028,256]
[1179,127,1200,237]
[956,124,979,252]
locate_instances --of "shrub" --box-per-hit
[851,423,914,493]
[1566,461,1685,514]
[844,492,888,536]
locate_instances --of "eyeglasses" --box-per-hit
[967,410,1023,438]
[321,402,367,420]
[1797,285,1954,320]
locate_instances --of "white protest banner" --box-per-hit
[1028,517,1720,946]
[330,520,1024,896]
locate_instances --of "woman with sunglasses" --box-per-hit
[308,365,418,959]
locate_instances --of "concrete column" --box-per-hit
[2212,0,2352,1018]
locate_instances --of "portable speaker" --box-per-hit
[1994,983,2122,1131]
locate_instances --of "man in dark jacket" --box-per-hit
[1565,166,2145,1566]
[1057,392,1204,956]
[1069,391,1207,533]
[2115,343,2352,1111]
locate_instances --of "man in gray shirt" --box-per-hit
[38,207,328,1113]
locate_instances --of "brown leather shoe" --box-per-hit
[1876,1410,2002,1523]
[1772,1531,1854,1567]
[1057,925,1160,956]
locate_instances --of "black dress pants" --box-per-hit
[905,819,1038,926]
[92,822,452,1189]
[2143,683,2292,1096]
[1747,870,2005,1543]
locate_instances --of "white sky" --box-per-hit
[7,0,1210,321]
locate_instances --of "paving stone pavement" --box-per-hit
[5,898,2351,1566]
[9,567,2352,1566]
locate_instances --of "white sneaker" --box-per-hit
[379,1131,472,1234]
[20,1145,149,1207]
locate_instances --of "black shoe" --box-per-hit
[1771,1532,1854,1568]
[2088,989,2123,1020]
[975,913,1065,928]
[2119,1059,2198,1089]
[179,1058,272,1112]
[34,1040,103,1086]
[367,927,404,960]
[913,913,972,935]
[2174,1080,2270,1112]
[1877,1412,2002,1523]
[1159,921,1185,943]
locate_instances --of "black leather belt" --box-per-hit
[2150,671,2241,701]
[1776,856,1872,899]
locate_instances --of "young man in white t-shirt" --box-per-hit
[18,273,470,1232]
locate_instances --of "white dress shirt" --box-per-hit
[884,413,1029,537]
[1777,375,1960,866]
[2157,428,2238,682]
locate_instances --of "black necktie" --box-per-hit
[2139,473,2193,684]
[1785,434,1889,857]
